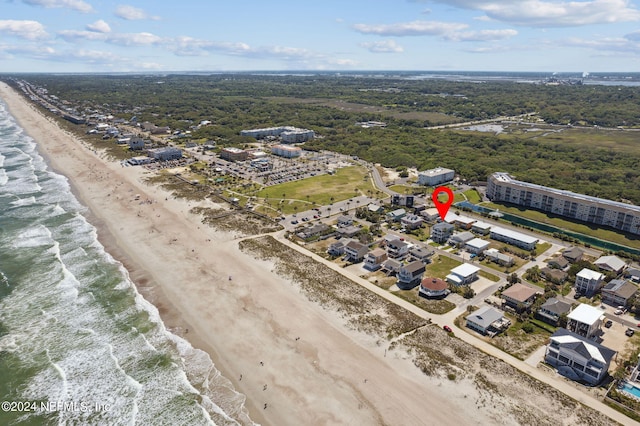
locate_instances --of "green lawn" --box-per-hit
[255,166,378,213]
[425,255,462,279]
[478,270,500,282]
[535,242,553,256]
[484,201,640,250]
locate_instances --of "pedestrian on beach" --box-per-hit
[263,384,267,391]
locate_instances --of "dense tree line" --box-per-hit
[7,73,640,204]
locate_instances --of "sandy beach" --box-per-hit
[0,82,493,425]
[2,80,629,426]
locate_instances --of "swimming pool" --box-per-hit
[621,382,640,399]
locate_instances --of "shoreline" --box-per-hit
[2,81,627,426]
[0,83,476,425]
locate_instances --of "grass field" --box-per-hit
[425,255,462,279]
[254,166,377,214]
[483,202,640,249]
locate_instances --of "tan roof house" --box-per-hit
[501,283,538,313]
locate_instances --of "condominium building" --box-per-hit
[271,144,302,158]
[486,172,640,235]
[240,126,314,143]
[418,167,455,186]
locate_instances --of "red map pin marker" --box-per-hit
[431,186,454,221]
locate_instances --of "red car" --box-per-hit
[443,325,452,333]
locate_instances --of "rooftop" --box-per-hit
[602,279,637,299]
[466,306,504,329]
[594,255,626,272]
[550,328,616,364]
[539,297,572,315]
[450,263,480,277]
[420,277,448,291]
[576,268,604,281]
[490,226,539,245]
[492,172,640,214]
[501,283,538,302]
[567,303,604,325]
[466,238,490,249]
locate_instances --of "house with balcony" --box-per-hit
[386,239,410,259]
[547,256,570,270]
[381,258,402,276]
[344,240,368,263]
[446,263,480,286]
[327,240,347,257]
[387,208,407,222]
[574,268,605,297]
[545,328,616,385]
[500,283,539,313]
[431,222,454,244]
[397,261,426,290]
[465,306,510,336]
[363,248,388,271]
[566,303,604,339]
[536,297,572,326]
[421,207,440,223]
[601,279,638,307]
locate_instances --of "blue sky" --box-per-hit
[2,0,640,72]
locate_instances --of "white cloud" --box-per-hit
[564,35,640,53]
[433,0,640,27]
[353,20,468,36]
[360,40,404,53]
[58,29,162,46]
[445,29,517,42]
[115,5,160,21]
[0,20,48,40]
[22,0,93,13]
[86,20,111,33]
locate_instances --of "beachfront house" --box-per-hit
[536,297,572,326]
[396,261,426,290]
[465,306,510,336]
[567,303,604,339]
[363,248,388,271]
[418,277,450,299]
[328,240,347,257]
[574,268,605,297]
[344,240,368,263]
[381,258,402,276]
[545,328,616,385]
[446,264,480,286]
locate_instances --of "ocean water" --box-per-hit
[0,100,252,425]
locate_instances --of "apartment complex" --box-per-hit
[418,167,455,186]
[271,144,302,158]
[486,172,640,235]
[240,126,314,143]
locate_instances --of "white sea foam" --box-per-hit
[0,98,253,426]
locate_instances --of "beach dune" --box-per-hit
[0,82,487,425]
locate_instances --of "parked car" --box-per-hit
[443,325,452,333]
[615,309,624,315]
[573,292,582,300]
[604,320,613,328]
[626,328,635,337]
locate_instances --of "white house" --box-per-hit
[446,263,480,286]
[574,268,605,296]
[567,303,604,339]
[465,238,490,255]
[545,328,616,385]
